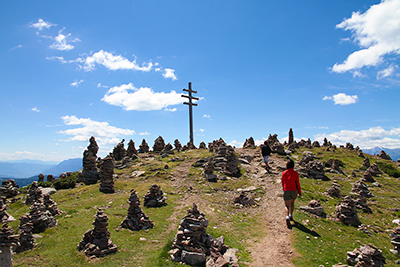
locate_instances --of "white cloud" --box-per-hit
[30,18,57,31]
[58,115,135,145]
[377,64,398,79]
[50,28,80,51]
[138,132,150,136]
[314,126,400,149]
[162,68,178,80]
[31,107,40,112]
[46,56,67,64]
[332,0,400,75]
[203,114,211,119]
[10,45,22,51]
[323,93,358,105]
[102,83,183,111]
[81,50,153,72]
[70,79,84,87]
[228,140,243,148]
[164,108,177,112]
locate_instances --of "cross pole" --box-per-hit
[181,82,199,145]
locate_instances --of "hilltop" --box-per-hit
[3,138,400,267]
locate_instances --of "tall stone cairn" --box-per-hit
[169,203,237,266]
[214,145,241,177]
[78,136,100,185]
[98,155,115,193]
[143,185,167,208]
[119,189,154,231]
[243,137,255,148]
[335,196,361,227]
[25,181,43,205]
[174,139,182,152]
[288,128,294,145]
[14,222,34,253]
[20,202,57,233]
[153,136,165,152]
[139,139,150,153]
[43,194,63,216]
[362,157,370,168]
[0,223,20,267]
[113,139,126,161]
[0,180,19,198]
[77,209,117,258]
[0,197,15,224]
[126,139,138,158]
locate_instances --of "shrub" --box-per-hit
[376,161,400,178]
[53,173,78,190]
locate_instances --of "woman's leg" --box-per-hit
[289,199,296,216]
[284,200,291,216]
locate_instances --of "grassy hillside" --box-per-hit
[6,147,400,266]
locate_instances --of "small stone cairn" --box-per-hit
[378,150,392,161]
[174,139,182,152]
[361,157,370,168]
[326,184,342,198]
[126,139,138,158]
[300,200,324,216]
[25,181,43,205]
[214,145,241,177]
[0,198,14,224]
[46,174,55,182]
[366,163,383,176]
[78,136,100,185]
[169,203,238,266]
[153,136,165,152]
[203,157,218,182]
[78,209,117,258]
[355,196,372,213]
[346,244,385,266]
[0,223,20,267]
[362,171,376,183]
[139,139,150,153]
[234,192,256,207]
[298,152,327,180]
[352,181,373,198]
[38,173,45,182]
[243,137,255,148]
[43,194,63,216]
[199,142,207,149]
[328,159,344,174]
[335,196,361,227]
[14,222,34,253]
[119,189,154,231]
[113,139,126,161]
[98,155,115,193]
[0,180,19,198]
[143,184,167,208]
[161,143,174,157]
[266,134,286,155]
[20,202,57,233]
[390,227,400,254]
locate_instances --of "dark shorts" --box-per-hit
[283,190,298,201]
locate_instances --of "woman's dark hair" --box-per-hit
[286,159,295,169]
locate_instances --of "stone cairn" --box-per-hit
[126,139,138,158]
[354,196,372,213]
[243,137,255,148]
[25,181,43,205]
[366,163,383,176]
[113,139,126,161]
[161,143,174,157]
[209,138,226,152]
[38,173,45,182]
[182,141,197,151]
[46,174,55,182]
[298,151,327,180]
[0,223,20,267]
[346,244,385,266]
[234,192,256,207]
[390,227,400,254]
[361,157,370,168]
[14,222,34,254]
[352,181,373,198]
[214,145,241,177]
[98,155,115,193]
[139,139,150,153]
[199,142,207,149]
[78,136,100,185]
[0,198,14,224]
[203,157,217,182]
[266,134,286,155]
[174,139,182,152]
[362,171,376,183]
[169,203,238,266]
[312,140,320,148]
[288,128,294,145]
[143,185,167,208]
[43,194,63,216]
[118,189,154,231]
[78,209,117,258]
[300,200,324,216]
[0,180,19,199]
[378,150,392,160]
[153,136,165,152]
[335,196,361,227]
[327,159,344,174]
[20,202,57,233]
[326,184,342,198]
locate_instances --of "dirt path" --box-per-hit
[236,148,296,267]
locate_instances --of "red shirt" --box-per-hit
[281,168,301,195]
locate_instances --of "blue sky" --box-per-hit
[1,0,400,162]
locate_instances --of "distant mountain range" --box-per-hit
[363,147,400,161]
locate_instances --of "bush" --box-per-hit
[53,173,78,190]
[37,181,54,188]
[376,161,400,178]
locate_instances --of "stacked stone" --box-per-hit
[14,222,34,253]
[119,189,154,231]
[153,136,165,152]
[25,181,43,205]
[0,223,20,267]
[266,134,286,155]
[288,128,294,145]
[378,150,392,160]
[113,139,126,161]
[331,159,344,174]
[0,180,19,198]
[326,185,342,198]
[335,196,361,227]
[169,203,237,266]
[362,171,376,183]
[161,143,174,157]
[0,198,14,224]
[139,139,150,153]
[126,139,138,158]
[77,209,117,258]
[234,192,256,207]
[78,136,100,185]
[355,196,372,213]
[358,151,365,158]
[367,163,383,176]
[203,157,217,182]
[99,155,115,194]
[390,227,400,254]
[21,202,57,233]
[43,194,63,216]
[214,145,241,177]
[183,142,197,151]
[304,138,312,149]
[346,244,385,266]
[199,142,207,149]
[299,151,316,166]
[38,173,45,182]
[300,200,324,216]
[362,157,370,168]
[143,185,167,207]
[346,143,354,150]
[300,160,327,180]
[46,175,55,182]
[287,141,298,153]
[174,139,182,152]
[352,181,373,198]
[243,137,255,148]
[312,141,320,147]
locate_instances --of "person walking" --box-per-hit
[281,159,301,223]
[260,141,272,173]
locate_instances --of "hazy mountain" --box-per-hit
[41,158,82,176]
[0,161,57,178]
[363,147,400,161]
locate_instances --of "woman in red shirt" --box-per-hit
[281,159,301,222]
